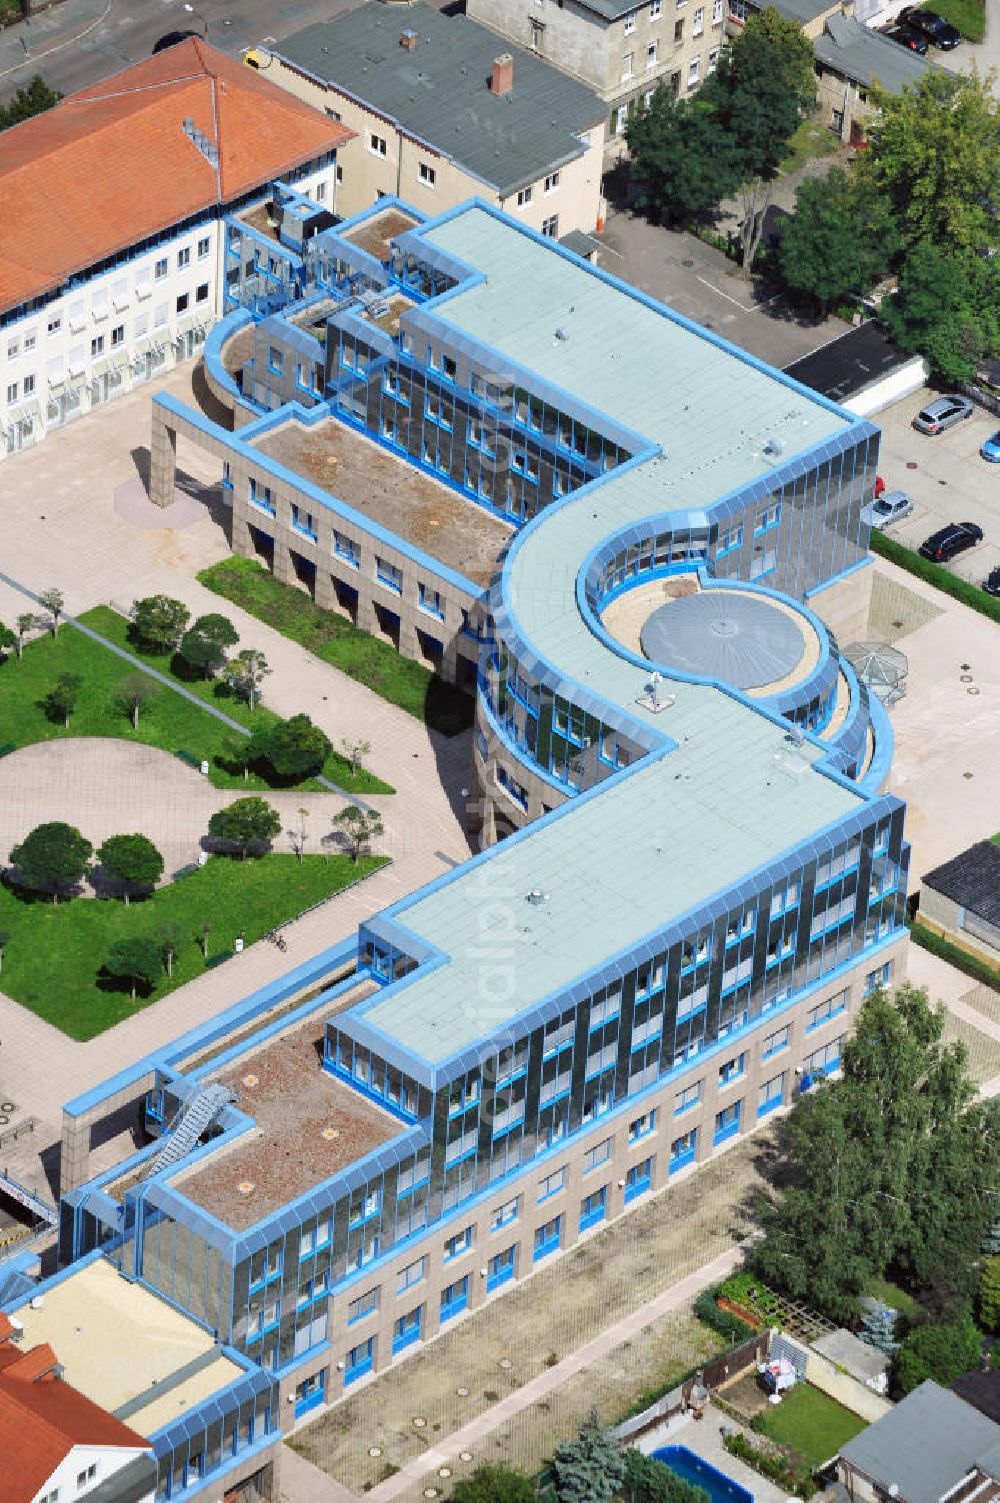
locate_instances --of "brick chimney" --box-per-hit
[400,28,418,50]
[490,53,514,96]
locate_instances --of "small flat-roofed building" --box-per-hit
[784,324,929,419]
[253,2,606,236]
[921,840,1000,962]
[0,39,351,462]
[839,1380,1000,1503]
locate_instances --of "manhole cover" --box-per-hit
[322,1127,341,1140]
[938,478,947,485]
[369,1447,382,1457]
[0,1102,15,1113]
[892,619,904,629]
[456,1386,469,1397]
[968,686,981,696]
[961,674,973,682]
[682,258,694,267]
[423,1492,439,1500]
[439,1468,453,1479]
[498,1358,513,1369]
[0,1115,8,1126]
[964,772,974,779]
[961,662,971,671]
[242,1075,259,1088]
[460,1452,474,1463]
[906,461,918,470]
[412,1416,427,1428]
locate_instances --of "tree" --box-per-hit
[102,935,162,1001]
[38,587,64,636]
[117,673,155,729]
[179,613,239,679]
[452,1464,537,1503]
[15,613,35,660]
[626,89,740,227]
[129,595,190,655]
[155,921,188,979]
[97,834,164,905]
[702,7,816,272]
[622,1448,712,1503]
[882,242,1000,385]
[0,623,14,660]
[222,733,253,783]
[289,806,309,865]
[331,805,384,863]
[893,1307,982,1396]
[550,1413,625,1503]
[247,713,331,782]
[208,796,281,858]
[858,1302,899,1357]
[340,737,372,777]
[9,821,92,903]
[979,1257,1000,1335]
[42,674,82,727]
[226,648,270,710]
[858,69,1000,257]
[752,984,1000,1322]
[776,168,900,309]
[0,75,61,130]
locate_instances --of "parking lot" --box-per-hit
[872,388,1000,587]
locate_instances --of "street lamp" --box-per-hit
[183,3,208,37]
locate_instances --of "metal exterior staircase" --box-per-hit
[147,1084,234,1175]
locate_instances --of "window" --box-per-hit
[758,1072,785,1117]
[77,1465,98,1489]
[393,1306,422,1353]
[268,344,284,375]
[625,1156,653,1203]
[47,315,62,336]
[629,1108,657,1142]
[719,1052,746,1087]
[580,1186,608,1232]
[714,1101,741,1144]
[6,382,16,404]
[491,1195,519,1232]
[376,557,403,594]
[647,40,658,65]
[730,0,749,15]
[444,1225,474,1261]
[314,181,327,201]
[107,323,124,349]
[544,171,561,193]
[621,50,634,80]
[529,18,544,49]
[713,0,724,20]
[397,1256,426,1294]
[418,582,443,618]
[197,235,211,259]
[534,1214,562,1261]
[441,1275,469,1320]
[154,257,168,281]
[687,56,699,83]
[6,339,18,360]
[299,1215,331,1257]
[762,1025,789,1058]
[541,214,559,238]
[676,18,685,40]
[418,161,436,187]
[24,332,36,353]
[671,1128,697,1170]
[808,988,848,1031]
[177,246,190,269]
[90,336,104,358]
[249,478,274,515]
[176,293,189,314]
[347,1287,379,1323]
[755,502,781,534]
[517,186,533,208]
[369,132,387,158]
[624,9,637,30]
[693,6,704,31]
[583,1136,612,1173]
[487,1246,516,1291]
[196,282,209,303]
[674,1080,702,1115]
[614,104,628,135]
[345,1335,374,1383]
[804,1037,843,1076]
[154,304,168,328]
[538,1166,565,1202]
[23,374,35,396]
[864,962,891,996]
[442,353,457,381]
[651,0,662,16]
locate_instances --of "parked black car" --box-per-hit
[918,522,983,562]
[900,7,961,47]
[883,22,929,51]
[983,566,1000,598]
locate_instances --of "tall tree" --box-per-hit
[626,89,740,226]
[979,1257,1000,1335]
[117,672,155,729]
[703,7,816,271]
[129,595,191,655]
[42,673,82,727]
[226,648,270,711]
[97,834,164,905]
[0,75,62,130]
[208,796,281,859]
[859,69,1000,256]
[893,1307,982,1396]
[882,242,1000,385]
[248,713,331,782]
[38,587,64,636]
[9,822,92,903]
[331,805,384,863]
[15,613,35,660]
[155,921,188,979]
[776,168,900,308]
[550,1413,625,1503]
[340,738,372,778]
[102,936,162,1001]
[179,613,238,679]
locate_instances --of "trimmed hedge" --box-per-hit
[907,919,1000,992]
[869,529,1000,625]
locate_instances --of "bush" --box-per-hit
[694,1285,756,1343]
[907,919,1000,990]
[623,1448,713,1503]
[724,1432,812,1498]
[893,1307,982,1395]
[870,530,1000,627]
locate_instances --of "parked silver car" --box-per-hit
[912,394,975,435]
[861,490,914,530]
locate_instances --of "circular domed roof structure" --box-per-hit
[639,590,806,690]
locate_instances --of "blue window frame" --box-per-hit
[757,1072,785,1118]
[537,1167,565,1203]
[803,1037,843,1079]
[674,1082,701,1116]
[440,1275,469,1322]
[534,1214,562,1262]
[334,530,360,568]
[490,1196,519,1232]
[375,557,403,594]
[719,1052,746,1088]
[754,502,781,535]
[347,1287,378,1324]
[628,1108,657,1142]
[291,503,317,542]
[418,582,444,619]
[444,1226,473,1262]
[397,1256,426,1294]
[579,1186,607,1233]
[295,1370,325,1418]
[762,1025,789,1059]
[624,1157,652,1203]
[670,1128,697,1173]
[717,523,743,555]
[487,1245,516,1292]
[714,1101,741,1145]
[864,962,891,997]
[248,478,275,517]
[392,1306,423,1354]
[807,988,848,1031]
[221,461,232,492]
[267,344,283,376]
[344,1336,374,1385]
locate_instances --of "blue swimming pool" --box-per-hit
[651,1445,755,1503]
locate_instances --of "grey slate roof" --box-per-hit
[923,840,1000,927]
[814,12,934,92]
[812,1328,891,1386]
[273,2,605,198]
[768,0,841,28]
[839,1381,1000,1503]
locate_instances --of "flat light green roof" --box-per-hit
[357,208,870,1065]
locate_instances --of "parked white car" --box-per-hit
[861,490,914,530]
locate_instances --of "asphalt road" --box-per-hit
[0,0,452,105]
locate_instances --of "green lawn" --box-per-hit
[865,1275,924,1323]
[197,557,475,737]
[0,853,386,1040]
[917,0,985,38]
[779,117,840,176]
[0,609,393,795]
[754,1383,867,1469]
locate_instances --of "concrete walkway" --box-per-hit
[355,1246,746,1503]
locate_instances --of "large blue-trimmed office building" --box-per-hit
[8,191,908,1503]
